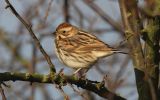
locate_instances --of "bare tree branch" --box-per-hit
[119,0,159,100]
[118,0,145,73]
[0,72,126,100]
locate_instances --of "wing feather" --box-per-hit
[74,31,114,52]
[57,30,119,58]
[58,30,115,54]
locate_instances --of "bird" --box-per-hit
[54,22,127,75]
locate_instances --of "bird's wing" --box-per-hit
[71,31,115,52]
[57,30,125,56]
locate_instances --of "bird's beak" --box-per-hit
[52,31,57,36]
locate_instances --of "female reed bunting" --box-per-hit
[54,23,127,74]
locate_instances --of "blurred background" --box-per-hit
[0,0,149,100]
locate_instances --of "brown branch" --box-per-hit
[118,0,145,73]
[29,43,37,100]
[72,3,84,27]
[4,0,56,73]
[44,0,53,22]
[118,0,159,100]
[0,85,6,100]
[0,72,126,100]
[64,0,70,22]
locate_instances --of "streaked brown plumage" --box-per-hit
[54,23,126,74]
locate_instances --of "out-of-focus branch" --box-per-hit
[0,72,126,100]
[0,85,6,100]
[69,84,88,99]
[64,0,70,22]
[4,0,56,74]
[29,44,37,100]
[44,0,53,22]
[72,3,84,27]
[30,44,36,74]
[40,85,52,100]
[83,0,124,33]
[55,85,70,100]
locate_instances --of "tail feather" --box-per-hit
[112,49,128,54]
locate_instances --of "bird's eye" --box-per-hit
[61,30,68,36]
[62,31,66,33]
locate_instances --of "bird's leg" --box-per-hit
[73,68,82,75]
[72,68,82,79]
[73,68,89,79]
[81,68,89,78]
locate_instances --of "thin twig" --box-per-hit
[69,84,88,100]
[118,0,145,71]
[4,0,56,73]
[0,85,6,100]
[55,85,70,100]
[44,0,53,22]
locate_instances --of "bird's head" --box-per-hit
[55,23,78,39]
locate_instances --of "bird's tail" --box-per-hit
[112,49,128,55]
